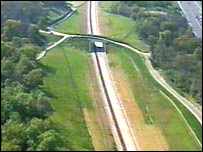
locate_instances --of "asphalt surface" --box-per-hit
[178,1,202,38]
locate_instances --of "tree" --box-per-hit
[12,37,30,48]
[25,118,58,151]
[36,130,63,151]
[38,16,49,30]
[193,47,202,60]
[147,35,158,46]
[159,30,172,46]
[117,3,132,17]
[1,142,22,151]
[160,21,176,32]
[1,118,25,151]
[152,40,168,66]
[173,35,201,54]
[24,68,44,88]
[1,2,68,151]
[15,56,36,76]
[2,19,25,41]
[1,58,15,80]
[20,44,41,60]
[28,24,45,46]
[25,118,49,148]
[1,41,14,59]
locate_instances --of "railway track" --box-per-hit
[88,1,128,151]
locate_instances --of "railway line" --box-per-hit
[88,2,127,151]
[88,1,138,151]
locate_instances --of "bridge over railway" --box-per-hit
[89,41,107,53]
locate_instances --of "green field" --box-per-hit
[40,39,93,151]
[39,2,116,150]
[48,7,68,22]
[40,37,115,151]
[99,2,150,53]
[41,33,62,49]
[48,10,61,21]
[55,2,88,34]
[106,43,202,151]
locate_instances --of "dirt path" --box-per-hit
[36,31,71,60]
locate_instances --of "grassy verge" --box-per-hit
[55,2,87,34]
[40,37,115,151]
[107,43,202,151]
[41,33,62,49]
[40,39,93,151]
[99,1,202,105]
[48,6,69,22]
[48,10,61,21]
[160,69,202,106]
[99,2,150,53]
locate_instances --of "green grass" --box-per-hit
[99,2,150,53]
[48,7,67,22]
[107,43,202,151]
[40,39,94,151]
[41,33,62,49]
[55,3,87,35]
[48,10,61,21]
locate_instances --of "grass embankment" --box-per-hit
[99,1,202,105]
[107,43,202,151]
[48,9,64,21]
[55,2,88,34]
[41,33,62,49]
[40,2,115,150]
[40,37,115,151]
[99,2,150,53]
[48,4,70,22]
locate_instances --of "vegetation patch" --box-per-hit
[55,2,88,34]
[1,2,72,151]
[99,2,150,53]
[40,37,115,151]
[106,43,202,151]
[104,1,202,105]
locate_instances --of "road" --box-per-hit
[36,30,72,60]
[178,1,202,38]
[145,59,202,124]
[47,7,76,30]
